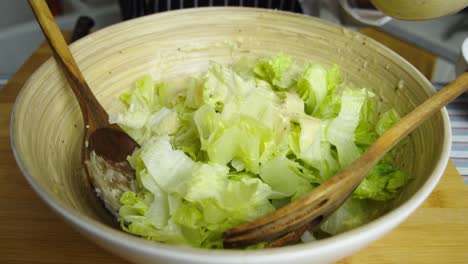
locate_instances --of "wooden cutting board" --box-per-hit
[1,30,467,264]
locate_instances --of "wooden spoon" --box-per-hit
[29,0,138,216]
[223,72,468,248]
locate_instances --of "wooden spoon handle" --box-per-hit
[28,0,108,130]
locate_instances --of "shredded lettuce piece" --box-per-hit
[109,75,159,144]
[354,96,378,149]
[139,136,194,194]
[296,64,328,115]
[254,54,299,90]
[326,88,369,167]
[376,109,400,136]
[353,155,411,201]
[203,61,253,110]
[260,153,311,197]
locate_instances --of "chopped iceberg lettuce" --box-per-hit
[254,54,299,90]
[113,56,410,248]
[326,88,369,167]
[296,64,328,115]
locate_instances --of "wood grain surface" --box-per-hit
[1,29,467,264]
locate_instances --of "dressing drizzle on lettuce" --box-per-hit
[111,55,411,248]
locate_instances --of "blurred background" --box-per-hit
[0,0,466,84]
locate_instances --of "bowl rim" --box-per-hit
[10,6,452,262]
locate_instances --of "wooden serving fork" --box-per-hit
[223,73,468,248]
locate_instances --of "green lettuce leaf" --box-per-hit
[254,54,299,90]
[376,109,400,136]
[354,95,378,149]
[326,88,370,167]
[353,155,411,201]
[296,64,328,115]
[260,153,310,197]
[202,61,253,111]
[138,135,194,194]
[119,191,188,245]
[110,75,160,144]
[171,112,201,160]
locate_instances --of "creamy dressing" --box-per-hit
[86,151,134,217]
